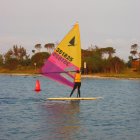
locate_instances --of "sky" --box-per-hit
[0,0,140,61]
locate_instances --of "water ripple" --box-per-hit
[0,75,140,140]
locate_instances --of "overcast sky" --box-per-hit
[0,0,140,61]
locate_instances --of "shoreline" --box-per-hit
[0,73,140,80]
[82,75,140,80]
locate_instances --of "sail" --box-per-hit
[41,23,81,88]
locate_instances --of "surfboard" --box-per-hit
[47,97,102,100]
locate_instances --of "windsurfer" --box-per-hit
[70,70,81,97]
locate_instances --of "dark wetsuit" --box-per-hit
[70,72,81,97]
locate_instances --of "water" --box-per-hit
[0,75,140,140]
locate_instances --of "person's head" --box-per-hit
[76,70,80,73]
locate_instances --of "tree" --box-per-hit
[131,44,138,51]
[5,58,19,70]
[91,49,103,72]
[82,47,103,73]
[130,44,138,59]
[101,57,125,73]
[81,49,94,57]
[12,45,28,60]
[138,53,140,59]
[35,44,42,52]
[109,57,125,73]
[44,43,55,54]
[127,56,133,68]
[104,47,116,59]
[0,54,3,66]
[31,52,50,68]
[4,49,13,62]
[81,46,126,73]
[4,45,30,66]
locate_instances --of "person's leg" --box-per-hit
[77,83,81,97]
[70,84,77,97]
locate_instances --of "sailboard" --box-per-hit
[41,23,81,88]
[47,97,103,101]
[41,23,101,101]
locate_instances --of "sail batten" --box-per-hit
[41,23,81,88]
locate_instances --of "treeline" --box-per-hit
[0,44,139,73]
[81,46,125,74]
[0,45,50,71]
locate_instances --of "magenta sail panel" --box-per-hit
[41,59,74,88]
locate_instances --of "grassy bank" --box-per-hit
[0,67,140,79]
[0,67,39,74]
[90,68,140,79]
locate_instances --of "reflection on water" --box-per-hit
[41,101,80,139]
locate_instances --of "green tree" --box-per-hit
[4,45,30,66]
[5,58,19,70]
[91,50,103,73]
[81,46,125,74]
[31,52,50,68]
[130,44,138,59]
[131,44,138,51]
[0,54,3,66]
[109,57,125,73]
[4,45,28,60]
[81,49,94,57]
[82,47,103,73]
[35,44,42,52]
[127,56,133,68]
[4,49,13,62]
[102,47,116,59]
[103,57,124,73]
[44,43,55,54]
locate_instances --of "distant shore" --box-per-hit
[0,73,140,80]
[0,67,140,79]
[81,74,140,80]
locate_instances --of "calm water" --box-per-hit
[0,75,140,140]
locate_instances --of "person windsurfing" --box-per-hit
[70,70,81,97]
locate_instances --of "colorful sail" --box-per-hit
[41,23,81,88]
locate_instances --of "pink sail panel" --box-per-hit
[41,52,79,88]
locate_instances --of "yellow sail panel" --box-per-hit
[55,23,81,68]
